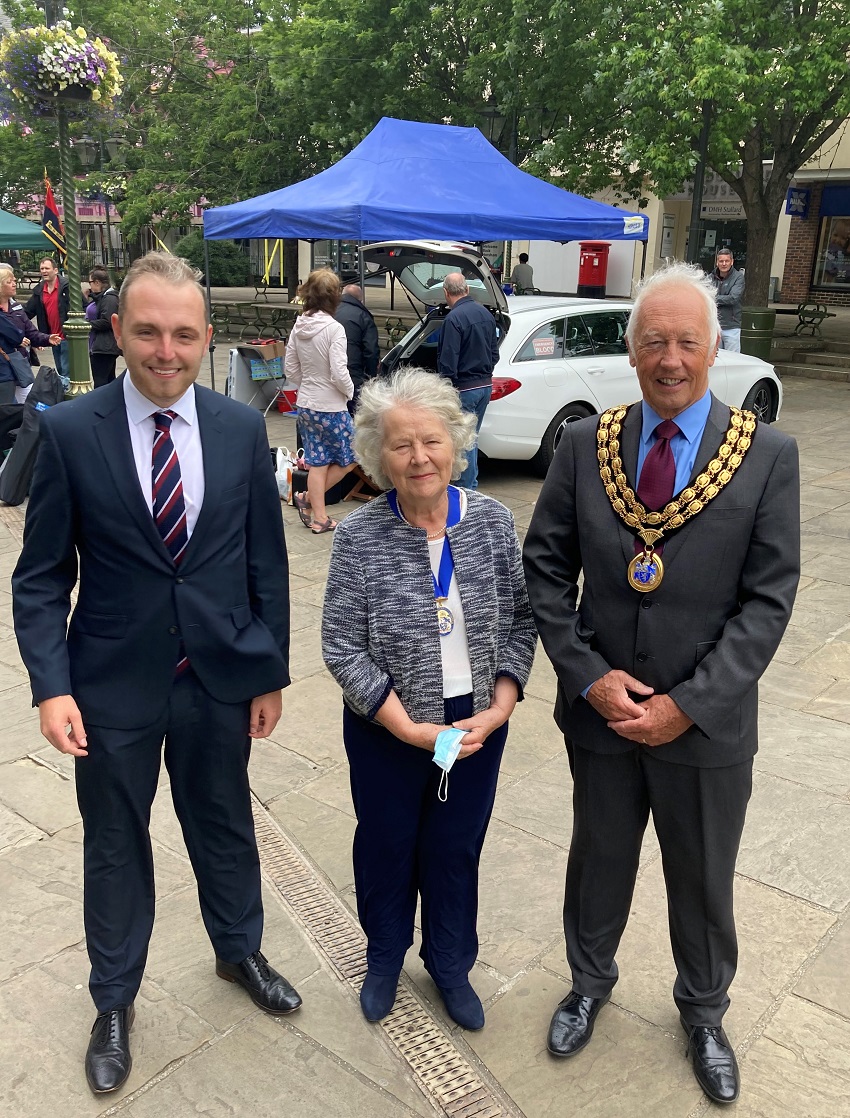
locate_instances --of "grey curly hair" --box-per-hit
[353,367,477,490]
[625,261,720,345]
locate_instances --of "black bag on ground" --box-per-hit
[0,365,66,505]
[0,403,24,454]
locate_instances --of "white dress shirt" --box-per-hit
[122,373,205,537]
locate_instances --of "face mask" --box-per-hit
[433,728,468,801]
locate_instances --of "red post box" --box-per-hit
[577,241,611,299]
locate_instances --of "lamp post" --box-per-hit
[38,0,92,395]
[77,133,125,287]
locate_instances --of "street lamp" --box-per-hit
[76,132,126,287]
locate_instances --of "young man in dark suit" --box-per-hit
[13,252,301,1096]
[523,263,800,1106]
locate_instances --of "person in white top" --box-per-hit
[284,269,356,533]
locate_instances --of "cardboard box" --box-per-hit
[237,340,287,362]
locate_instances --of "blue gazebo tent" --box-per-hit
[203,117,649,244]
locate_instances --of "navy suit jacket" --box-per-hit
[13,375,290,729]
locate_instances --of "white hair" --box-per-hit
[626,261,720,345]
[353,367,477,490]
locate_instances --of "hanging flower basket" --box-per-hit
[0,22,122,117]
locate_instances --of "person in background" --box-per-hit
[0,263,61,403]
[510,253,534,293]
[436,273,500,489]
[335,271,379,414]
[85,267,121,388]
[322,367,536,1031]
[24,256,70,379]
[285,268,357,533]
[711,249,745,352]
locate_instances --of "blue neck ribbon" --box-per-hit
[387,485,462,601]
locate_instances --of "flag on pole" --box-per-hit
[42,171,66,261]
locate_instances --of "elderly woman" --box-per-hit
[284,269,356,533]
[322,367,537,1030]
[0,264,61,403]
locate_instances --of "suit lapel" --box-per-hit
[92,377,174,564]
[179,386,226,568]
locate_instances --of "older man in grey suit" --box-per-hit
[523,263,799,1106]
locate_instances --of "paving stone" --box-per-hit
[801,639,850,679]
[120,1012,415,1118]
[493,750,572,848]
[799,484,850,510]
[0,800,43,854]
[524,647,559,703]
[804,680,850,724]
[0,948,214,1117]
[810,466,850,493]
[759,660,835,710]
[734,995,850,1118]
[0,756,80,835]
[497,692,564,781]
[0,657,27,693]
[803,553,850,587]
[299,762,357,818]
[755,703,850,796]
[269,671,348,767]
[467,968,700,1118]
[293,968,434,1117]
[737,772,850,911]
[144,883,321,1032]
[794,917,850,1020]
[248,736,320,805]
[475,819,566,977]
[290,597,324,634]
[268,790,356,892]
[0,686,43,738]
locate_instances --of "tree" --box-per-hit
[587,0,850,302]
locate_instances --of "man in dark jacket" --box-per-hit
[335,274,379,413]
[711,249,745,352]
[437,272,500,488]
[24,256,70,379]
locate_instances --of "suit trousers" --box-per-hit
[344,695,507,987]
[564,741,752,1026]
[75,670,264,1012]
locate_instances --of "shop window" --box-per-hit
[813,216,850,290]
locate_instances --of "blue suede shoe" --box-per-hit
[359,971,399,1022]
[438,981,485,1030]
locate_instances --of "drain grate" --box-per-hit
[252,797,510,1118]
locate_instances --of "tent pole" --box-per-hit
[640,239,648,282]
[358,240,365,301]
[203,236,216,393]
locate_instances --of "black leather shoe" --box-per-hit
[547,990,610,1057]
[216,950,302,1014]
[85,1004,134,1094]
[681,1017,740,1104]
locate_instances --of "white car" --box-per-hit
[365,241,783,475]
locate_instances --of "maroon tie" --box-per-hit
[637,419,681,511]
[634,420,680,555]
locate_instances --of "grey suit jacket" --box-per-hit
[523,394,800,767]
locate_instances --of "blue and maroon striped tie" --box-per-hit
[152,410,189,674]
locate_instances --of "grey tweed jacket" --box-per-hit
[322,490,537,723]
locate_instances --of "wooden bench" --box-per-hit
[774,302,837,338]
[211,302,298,341]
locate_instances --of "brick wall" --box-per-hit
[781,182,850,307]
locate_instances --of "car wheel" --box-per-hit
[741,379,776,423]
[532,403,594,476]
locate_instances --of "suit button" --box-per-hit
[641,599,652,609]
[176,578,184,585]
[636,652,648,662]
[168,626,178,635]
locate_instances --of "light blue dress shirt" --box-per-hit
[580,391,712,700]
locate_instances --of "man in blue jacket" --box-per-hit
[12,252,302,1097]
[437,272,500,488]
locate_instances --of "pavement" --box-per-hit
[2,372,850,1118]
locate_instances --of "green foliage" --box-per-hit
[173,229,251,285]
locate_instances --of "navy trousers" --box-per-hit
[344,695,507,988]
[564,742,753,1026]
[75,671,264,1012]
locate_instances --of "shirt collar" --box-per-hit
[122,371,197,427]
[640,390,711,447]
